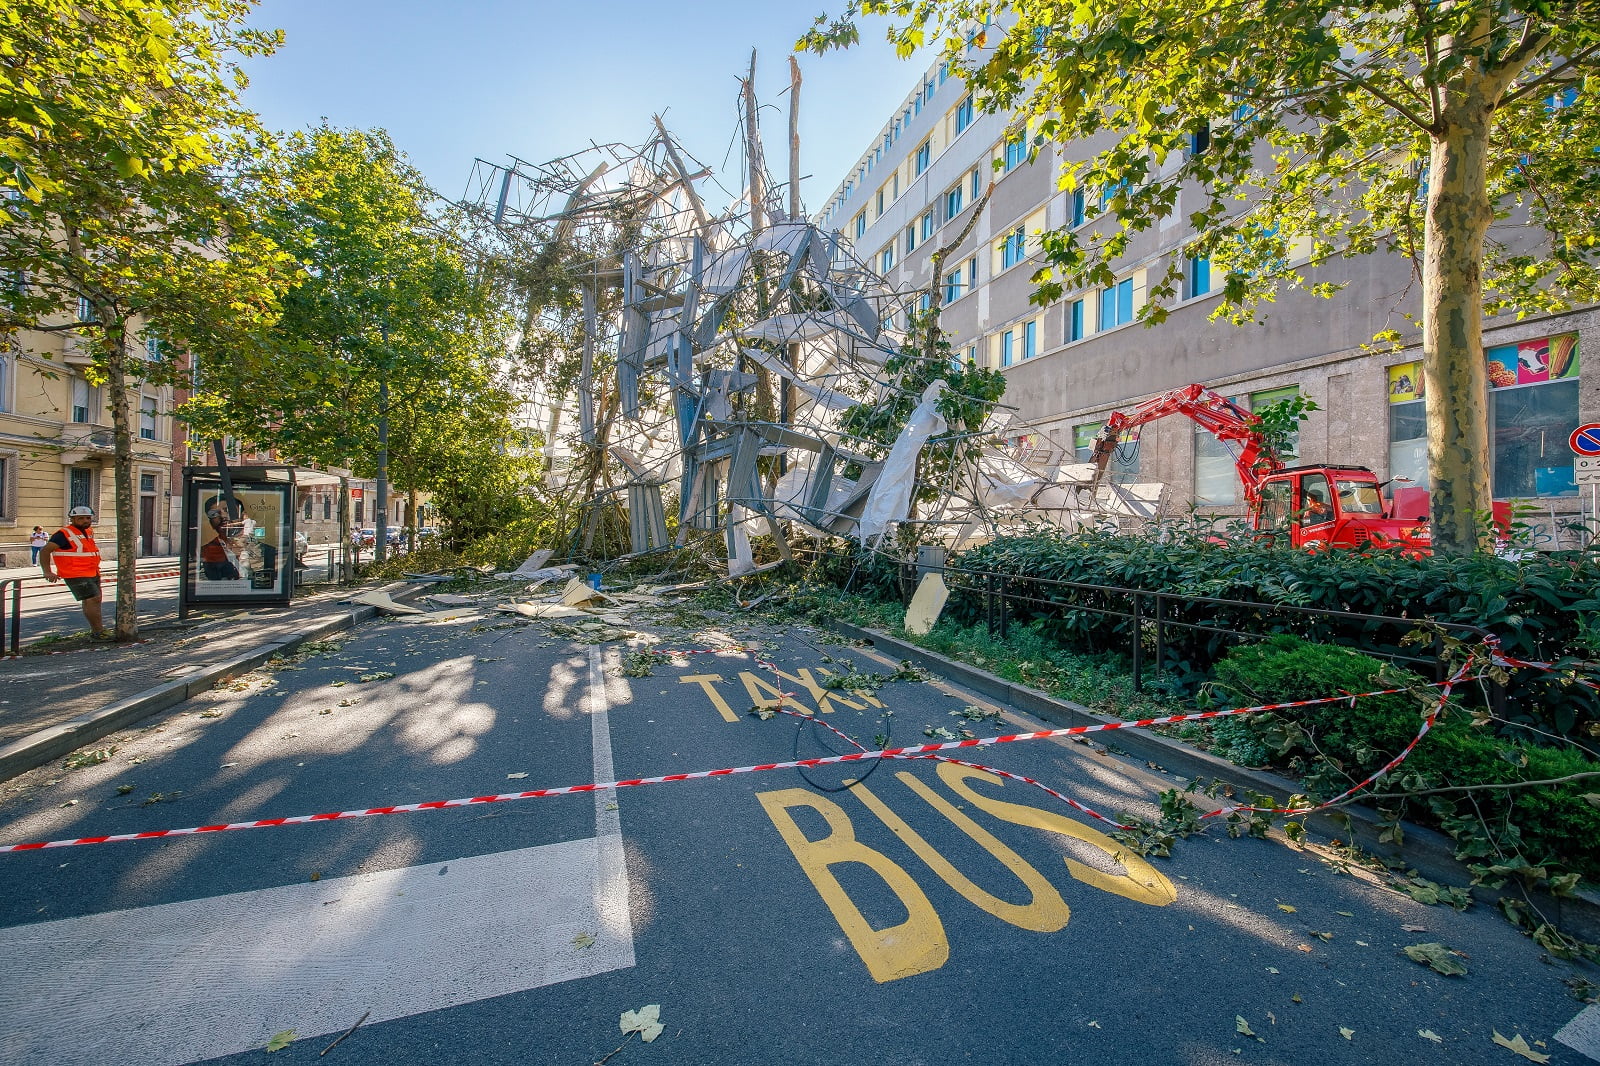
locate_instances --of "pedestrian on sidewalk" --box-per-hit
[29,526,48,565]
[38,506,110,641]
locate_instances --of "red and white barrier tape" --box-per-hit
[0,639,1581,854]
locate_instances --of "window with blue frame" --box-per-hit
[881,246,895,273]
[1188,256,1211,297]
[1546,86,1579,111]
[1070,189,1085,227]
[76,295,96,323]
[1004,137,1027,172]
[925,79,935,104]
[944,267,964,304]
[915,140,931,175]
[914,95,922,116]
[1100,178,1129,209]
[1000,330,1014,367]
[919,293,932,315]
[876,189,885,217]
[967,257,978,288]
[1023,320,1037,359]
[1000,226,1026,269]
[955,94,974,134]
[855,213,866,239]
[971,167,982,199]
[965,344,977,366]
[921,211,935,241]
[1189,122,1211,156]
[1099,277,1134,330]
[1067,298,1084,342]
[905,224,917,254]
[945,184,963,220]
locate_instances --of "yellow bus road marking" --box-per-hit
[758,764,1176,982]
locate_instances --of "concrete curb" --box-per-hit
[0,580,428,784]
[832,620,1600,942]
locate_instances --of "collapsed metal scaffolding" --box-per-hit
[462,63,1162,574]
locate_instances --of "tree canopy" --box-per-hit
[803,1,1600,555]
[0,0,288,638]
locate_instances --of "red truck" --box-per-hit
[1089,384,1434,551]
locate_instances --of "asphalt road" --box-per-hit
[0,598,1593,1065]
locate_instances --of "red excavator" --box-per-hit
[1088,384,1433,551]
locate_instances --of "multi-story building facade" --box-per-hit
[1,320,179,566]
[817,48,1596,544]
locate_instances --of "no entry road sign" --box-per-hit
[1570,424,1600,457]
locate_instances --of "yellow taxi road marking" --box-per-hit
[676,660,888,722]
[757,763,1176,982]
[678,673,740,722]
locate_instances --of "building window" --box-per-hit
[945,183,964,221]
[1070,189,1086,228]
[955,94,975,135]
[1004,137,1027,172]
[915,139,932,175]
[139,396,157,440]
[967,257,978,289]
[876,189,885,217]
[70,377,91,423]
[1486,334,1581,496]
[323,495,332,520]
[1387,363,1428,490]
[1098,277,1134,330]
[355,499,364,524]
[944,267,965,304]
[69,467,93,511]
[1189,122,1211,157]
[1023,319,1037,359]
[1188,256,1211,298]
[1074,423,1141,479]
[999,226,1026,270]
[905,224,917,255]
[144,333,162,361]
[76,296,95,323]
[854,212,866,239]
[1067,299,1085,342]
[0,453,13,521]
[304,496,314,521]
[925,79,935,104]
[921,210,935,241]
[970,167,982,200]
[881,246,895,273]
[1100,178,1130,210]
[964,344,977,366]
[0,354,10,413]
[913,95,922,117]
[1000,329,1014,368]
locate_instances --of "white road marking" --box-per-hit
[0,838,635,1065]
[1558,1003,1600,1063]
[0,649,640,1064]
[589,647,630,934]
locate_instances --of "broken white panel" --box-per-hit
[754,220,812,257]
[904,572,950,636]
[738,347,857,411]
[857,380,947,543]
[700,245,750,295]
[737,310,860,344]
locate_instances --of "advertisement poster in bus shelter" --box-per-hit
[180,473,295,608]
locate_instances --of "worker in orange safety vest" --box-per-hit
[38,505,110,640]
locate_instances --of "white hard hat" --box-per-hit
[68,505,95,518]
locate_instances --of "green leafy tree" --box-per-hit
[803,2,1600,555]
[182,126,519,546]
[0,0,287,639]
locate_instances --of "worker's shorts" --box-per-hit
[63,576,102,602]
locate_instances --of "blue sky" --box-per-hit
[240,0,932,216]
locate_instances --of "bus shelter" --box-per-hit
[179,465,297,617]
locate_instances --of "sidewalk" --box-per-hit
[0,579,427,782]
[0,553,182,582]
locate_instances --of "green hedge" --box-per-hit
[949,528,1600,742]
[1211,636,1600,881]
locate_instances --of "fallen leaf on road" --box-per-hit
[330,681,346,688]
[1297,944,1312,953]
[357,672,394,683]
[115,785,132,795]
[1277,904,1296,913]
[1265,967,1279,974]
[1491,1031,1550,1063]
[1419,1030,1443,1043]
[1309,931,1334,941]
[1403,942,1468,976]
[572,932,596,949]
[59,799,78,808]
[1336,911,1354,917]
[1402,924,1427,932]
[1087,1021,1100,1028]
[507,772,528,780]
[620,1004,664,1043]
[1235,1017,1258,1039]
[1291,994,1303,1004]
[265,1030,295,1052]
[198,710,222,718]
[1340,1027,1354,1040]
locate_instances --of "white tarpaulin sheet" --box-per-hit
[857,380,946,543]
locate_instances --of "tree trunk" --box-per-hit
[104,320,139,639]
[1422,88,1496,557]
[407,485,418,552]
